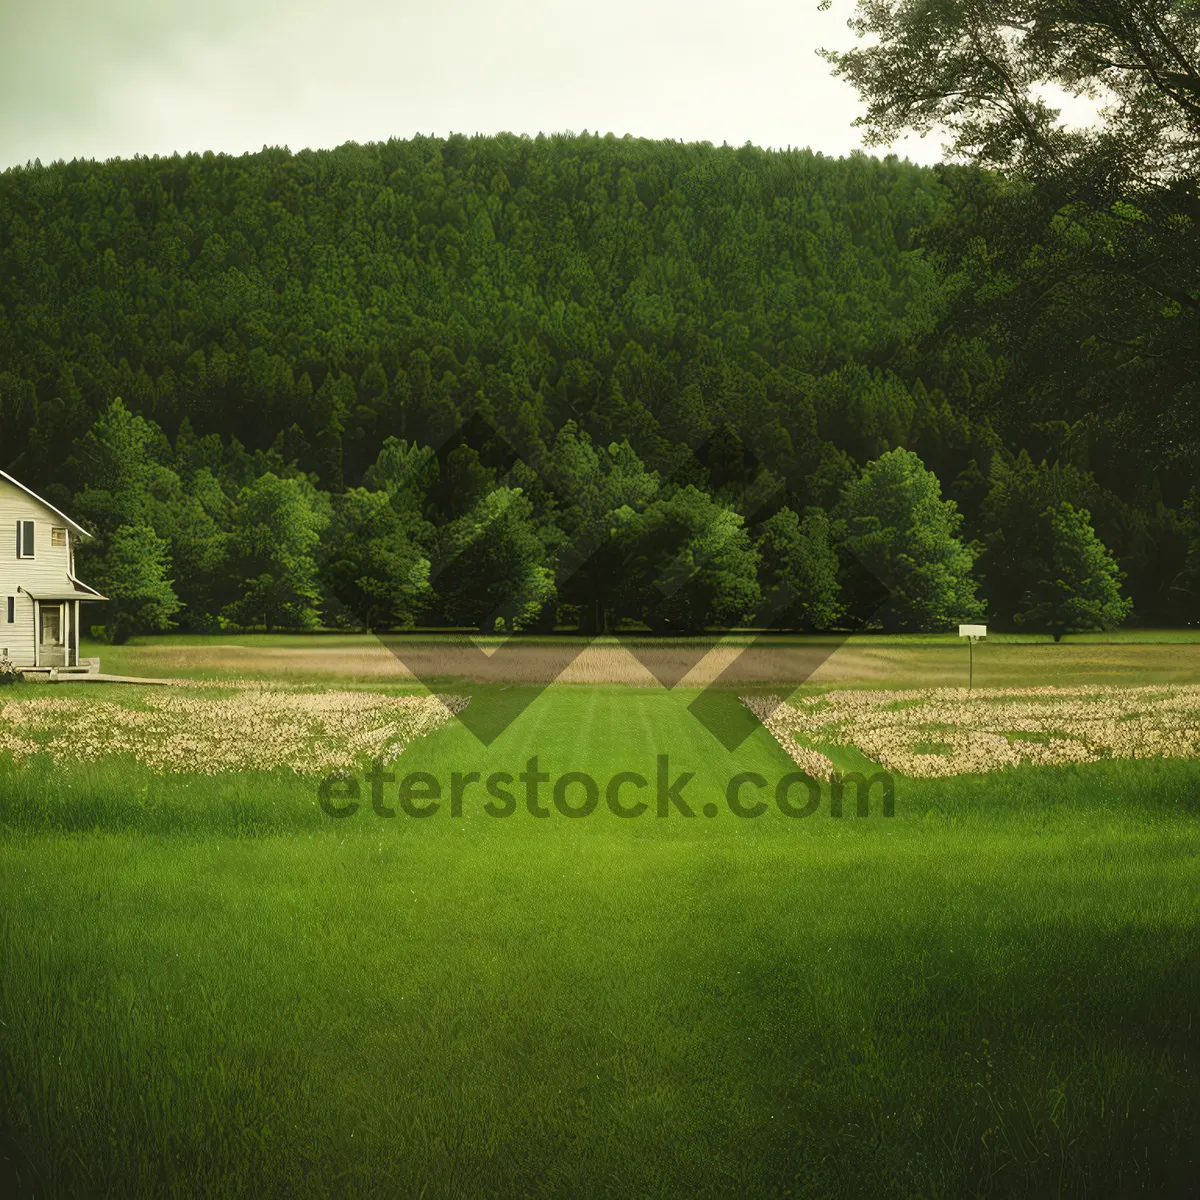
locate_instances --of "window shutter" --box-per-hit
[20,521,33,558]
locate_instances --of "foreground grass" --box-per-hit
[1,686,1198,1197]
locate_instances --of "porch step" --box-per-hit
[21,658,101,678]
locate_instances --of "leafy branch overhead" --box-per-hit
[819,0,1199,496]
[818,0,1200,194]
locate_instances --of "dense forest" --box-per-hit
[0,128,1196,638]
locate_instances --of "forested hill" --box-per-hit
[0,133,1195,634]
[1,134,973,492]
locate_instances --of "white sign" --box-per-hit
[958,624,987,638]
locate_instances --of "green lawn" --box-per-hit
[2,684,1199,1197]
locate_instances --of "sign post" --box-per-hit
[958,624,987,690]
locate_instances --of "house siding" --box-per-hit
[0,478,89,667]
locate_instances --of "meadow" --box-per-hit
[1,634,1198,1197]
[78,628,1200,689]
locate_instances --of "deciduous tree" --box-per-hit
[613,486,761,634]
[755,506,844,630]
[91,524,182,644]
[223,473,329,632]
[839,448,983,631]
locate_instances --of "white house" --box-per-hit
[0,470,106,669]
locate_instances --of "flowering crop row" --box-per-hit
[744,684,1200,778]
[0,684,468,775]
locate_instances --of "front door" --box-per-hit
[40,604,66,667]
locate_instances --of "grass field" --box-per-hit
[2,640,1199,1197]
[79,629,1200,689]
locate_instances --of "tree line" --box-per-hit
[62,397,1137,642]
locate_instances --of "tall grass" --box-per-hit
[1,686,1198,1197]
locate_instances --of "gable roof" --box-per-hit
[0,470,93,538]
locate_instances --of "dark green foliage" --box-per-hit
[161,468,233,628]
[363,437,438,528]
[69,400,231,631]
[754,506,843,630]
[321,489,432,631]
[1015,503,1134,640]
[435,488,555,633]
[977,452,1108,629]
[0,128,1190,630]
[89,524,182,644]
[839,448,984,632]
[822,0,1199,561]
[1177,490,1200,618]
[544,423,660,633]
[0,135,955,488]
[613,486,761,634]
[64,398,173,529]
[222,473,329,632]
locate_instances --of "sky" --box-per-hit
[0,0,963,171]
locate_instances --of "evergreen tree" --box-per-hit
[0,132,1192,625]
[426,444,497,525]
[69,398,231,630]
[363,437,438,517]
[1016,503,1134,640]
[66,397,172,527]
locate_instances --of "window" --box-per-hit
[16,520,34,559]
[51,527,67,549]
[6,597,12,624]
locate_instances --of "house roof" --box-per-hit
[0,470,92,538]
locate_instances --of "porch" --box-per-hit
[17,585,105,671]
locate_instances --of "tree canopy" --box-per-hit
[1014,502,1134,639]
[838,447,984,631]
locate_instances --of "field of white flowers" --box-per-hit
[744,684,1200,780]
[0,682,468,774]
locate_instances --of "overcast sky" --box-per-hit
[0,0,972,171]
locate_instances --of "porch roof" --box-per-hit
[18,577,107,602]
